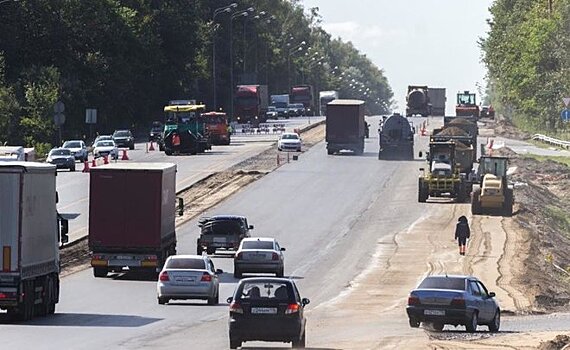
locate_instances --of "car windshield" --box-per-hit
[114,131,131,137]
[96,141,114,147]
[205,116,225,124]
[201,219,242,235]
[242,241,274,250]
[50,149,70,156]
[267,107,276,111]
[418,277,466,291]
[165,258,205,269]
[281,134,298,140]
[237,281,291,301]
[63,141,81,148]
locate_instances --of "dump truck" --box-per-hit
[418,141,469,203]
[326,99,366,155]
[378,112,414,160]
[406,85,431,117]
[235,85,269,124]
[0,162,69,321]
[427,88,446,116]
[456,91,480,118]
[471,156,513,216]
[89,163,183,278]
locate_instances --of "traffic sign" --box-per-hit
[561,109,570,122]
[564,98,570,107]
[85,109,97,124]
[54,112,65,126]
[54,101,65,113]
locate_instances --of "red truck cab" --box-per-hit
[234,85,269,125]
[290,85,315,116]
[203,111,231,145]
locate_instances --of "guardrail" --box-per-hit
[235,123,287,135]
[532,134,570,149]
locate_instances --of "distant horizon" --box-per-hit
[302,0,493,115]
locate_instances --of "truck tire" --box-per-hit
[503,189,513,217]
[93,267,108,278]
[457,183,466,203]
[165,150,173,156]
[196,245,203,255]
[471,188,482,215]
[378,151,382,160]
[14,280,34,321]
[418,180,428,203]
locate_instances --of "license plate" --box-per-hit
[115,255,132,260]
[250,253,266,260]
[176,277,195,283]
[424,309,445,316]
[251,307,277,314]
[213,237,227,243]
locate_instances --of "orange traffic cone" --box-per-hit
[121,149,129,161]
[82,159,90,173]
[91,158,97,168]
[149,142,155,151]
[103,155,109,164]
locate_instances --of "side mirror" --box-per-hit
[177,197,184,216]
[301,298,310,306]
[248,225,254,230]
[215,269,223,275]
[226,297,233,304]
[280,247,286,251]
[489,292,496,298]
[60,218,69,244]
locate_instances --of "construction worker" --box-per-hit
[172,132,181,155]
[454,216,470,256]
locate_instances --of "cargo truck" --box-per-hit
[0,162,69,321]
[290,85,315,116]
[326,99,366,155]
[89,163,183,278]
[427,88,446,116]
[234,85,269,124]
[270,94,290,119]
[406,85,431,117]
[378,112,414,160]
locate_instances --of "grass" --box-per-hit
[523,154,570,167]
[545,205,570,238]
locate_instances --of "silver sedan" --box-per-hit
[157,255,222,305]
[233,237,285,278]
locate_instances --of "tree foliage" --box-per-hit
[0,0,393,146]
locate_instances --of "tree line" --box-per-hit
[0,0,393,150]
[481,0,570,133]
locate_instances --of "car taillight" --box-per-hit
[408,296,420,305]
[229,302,243,314]
[159,271,169,282]
[285,303,300,314]
[451,298,466,307]
[201,273,212,282]
[272,253,279,261]
[0,292,16,299]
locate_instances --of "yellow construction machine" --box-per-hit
[471,156,513,216]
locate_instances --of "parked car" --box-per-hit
[113,129,135,150]
[277,132,302,152]
[228,277,309,349]
[149,121,163,142]
[93,140,119,159]
[287,103,305,117]
[196,215,254,255]
[157,255,222,305]
[62,140,88,162]
[46,148,76,171]
[266,106,279,120]
[234,237,285,278]
[406,275,500,332]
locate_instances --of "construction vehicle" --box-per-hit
[162,101,211,155]
[89,163,183,278]
[326,99,366,155]
[471,156,513,216]
[203,111,231,145]
[0,162,69,321]
[456,91,480,118]
[418,141,468,203]
[427,88,446,116]
[290,85,315,116]
[319,90,339,116]
[234,85,269,124]
[406,85,431,117]
[378,112,414,160]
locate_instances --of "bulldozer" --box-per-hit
[471,156,513,216]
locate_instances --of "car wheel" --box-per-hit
[233,268,242,279]
[196,246,203,255]
[70,165,76,172]
[207,289,219,305]
[276,267,284,277]
[229,338,241,349]
[432,322,444,332]
[93,267,108,278]
[488,309,500,332]
[158,297,168,305]
[292,328,306,348]
[465,311,478,332]
[408,318,420,328]
[129,145,134,150]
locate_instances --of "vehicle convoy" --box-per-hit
[234,85,269,124]
[202,111,231,145]
[418,140,469,203]
[89,163,183,278]
[196,215,254,255]
[456,91,480,118]
[406,85,431,117]
[0,162,69,321]
[471,156,514,216]
[318,90,339,116]
[427,87,446,116]
[270,94,290,118]
[406,275,500,333]
[325,99,366,155]
[233,237,286,278]
[157,254,222,305]
[290,85,315,116]
[228,277,310,349]
[377,112,414,160]
[162,101,211,155]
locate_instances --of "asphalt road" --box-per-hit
[56,117,322,243]
[1,116,429,349]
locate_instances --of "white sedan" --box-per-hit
[233,237,285,278]
[277,132,302,152]
[93,140,119,159]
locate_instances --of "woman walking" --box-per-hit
[454,216,470,256]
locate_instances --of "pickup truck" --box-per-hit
[197,216,253,255]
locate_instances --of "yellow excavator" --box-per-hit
[471,156,513,216]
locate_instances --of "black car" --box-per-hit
[112,129,135,150]
[228,277,309,349]
[196,215,253,255]
[287,103,305,117]
[46,148,76,171]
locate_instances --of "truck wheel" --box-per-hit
[38,277,52,317]
[457,183,466,203]
[229,338,242,349]
[93,267,108,278]
[196,246,203,255]
[418,180,428,203]
[471,188,482,215]
[503,189,513,217]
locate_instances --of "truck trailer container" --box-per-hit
[427,88,446,116]
[325,99,366,155]
[0,162,68,321]
[89,163,182,278]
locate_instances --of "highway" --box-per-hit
[56,117,323,243]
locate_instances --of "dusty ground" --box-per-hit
[307,119,570,349]
[59,122,325,277]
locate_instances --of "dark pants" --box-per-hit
[457,237,467,246]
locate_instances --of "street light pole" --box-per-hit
[287,41,306,88]
[212,3,237,111]
[230,7,254,119]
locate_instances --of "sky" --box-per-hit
[301,0,494,115]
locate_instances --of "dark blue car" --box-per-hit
[406,275,500,332]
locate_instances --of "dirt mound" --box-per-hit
[539,335,570,350]
[435,126,469,137]
[448,117,476,126]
